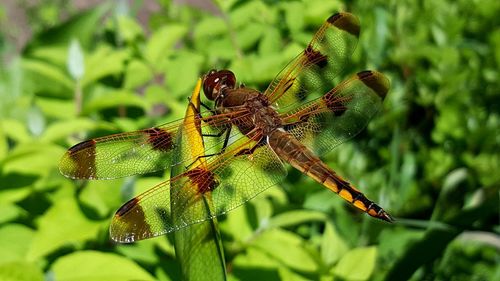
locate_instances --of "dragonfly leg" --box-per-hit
[185,126,232,169]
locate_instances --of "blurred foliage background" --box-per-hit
[0,0,499,280]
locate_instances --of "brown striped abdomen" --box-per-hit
[268,129,393,222]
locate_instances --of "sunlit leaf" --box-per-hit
[116,15,144,43]
[82,90,149,114]
[268,209,326,228]
[51,251,155,281]
[81,46,130,87]
[145,24,188,65]
[0,224,34,263]
[252,229,318,272]
[123,60,153,89]
[0,261,44,281]
[0,204,27,224]
[21,58,74,90]
[333,246,377,280]
[2,143,63,176]
[40,118,98,143]
[321,222,349,267]
[27,198,102,260]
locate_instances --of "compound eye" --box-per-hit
[202,69,236,100]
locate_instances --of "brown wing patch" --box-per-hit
[322,89,352,117]
[304,45,328,68]
[185,167,219,194]
[112,197,154,243]
[327,12,360,36]
[64,139,96,178]
[144,127,174,152]
[357,70,390,98]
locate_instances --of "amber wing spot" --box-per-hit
[185,167,218,194]
[144,127,174,152]
[66,139,97,178]
[357,71,390,99]
[327,12,360,37]
[304,45,328,68]
[115,197,140,217]
[111,196,154,243]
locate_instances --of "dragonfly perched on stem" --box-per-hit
[59,12,392,243]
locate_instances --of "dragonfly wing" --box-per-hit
[281,71,390,155]
[110,136,287,242]
[264,12,360,110]
[59,109,252,180]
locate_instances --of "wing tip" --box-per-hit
[68,139,96,154]
[328,12,360,37]
[357,70,390,99]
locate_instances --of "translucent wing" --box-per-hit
[59,109,251,180]
[264,12,360,110]
[281,70,390,155]
[109,137,287,243]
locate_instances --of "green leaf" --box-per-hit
[252,229,318,272]
[79,178,124,219]
[284,2,305,33]
[27,198,102,260]
[145,24,188,65]
[123,60,153,89]
[51,251,155,281]
[268,210,326,228]
[67,39,85,80]
[21,58,74,91]
[0,224,34,263]
[25,4,109,49]
[0,173,37,204]
[2,143,63,176]
[321,222,349,267]
[116,15,144,43]
[29,46,68,67]
[82,90,149,114]
[333,246,377,280]
[27,106,45,137]
[0,204,27,224]
[1,119,31,143]
[258,27,282,55]
[0,122,7,160]
[384,189,499,281]
[165,51,203,97]
[278,266,311,281]
[81,46,130,87]
[35,97,75,119]
[115,238,162,265]
[0,261,44,281]
[303,0,344,25]
[232,247,281,273]
[193,17,227,40]
[40,118,98,143]
[235,23,264,51]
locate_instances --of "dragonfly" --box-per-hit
[59,12,392,243]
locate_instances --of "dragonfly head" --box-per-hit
[203,69,236,101]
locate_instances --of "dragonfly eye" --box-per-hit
[203,69,236,100]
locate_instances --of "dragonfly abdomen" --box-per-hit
[269,129,393,222]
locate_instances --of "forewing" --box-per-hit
[59,109,251,180]
[264,12,360,109]
[281,71,390,155]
